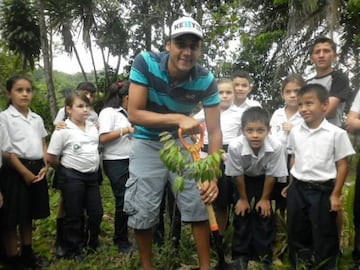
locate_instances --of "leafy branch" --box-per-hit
[159,131,224,192]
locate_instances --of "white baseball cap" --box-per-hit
[170,16,203,40]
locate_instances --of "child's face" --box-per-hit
[281,82,301,108]
[218,82,234,110]
[298,91,328,129]
[8,79,33,112]
[232,77,252,104]
[66,97,90,123]
[80,90,95,105]
[310,42,336,72]
[242,121,269,153]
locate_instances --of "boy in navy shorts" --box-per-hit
[225,106,288,269]
[285,83,355,269]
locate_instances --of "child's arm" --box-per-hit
[281,154,295,198]
[330,157,348,212]
[46,153,60,170]
[99,127,134,144]
[256,176,275,217]
[32,138,48,183]
[234,175,250,216]
[0,192,3,208]
[346,111,360,134]
[7,153,37,185]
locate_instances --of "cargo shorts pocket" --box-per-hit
[124,177,138,215]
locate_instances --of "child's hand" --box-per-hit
[282,122,293,132]
[330,194,342,212]
[281,185,289,198]
[234,198,250,216]
[55,121,67,130]
[32,166,48,183]
[256,199,272,217]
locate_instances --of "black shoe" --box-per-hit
[117,240,134,254]
[21,249,49,269]
[54,244,66,258]
[231,257,248,270]
[3,256,24,270]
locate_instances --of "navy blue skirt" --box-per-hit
[0,159,50,228]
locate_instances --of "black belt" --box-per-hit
[19,158,43,166]
[294,178,334,192]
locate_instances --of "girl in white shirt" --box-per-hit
[47,91,103,260]
[0,75,50,269]
[98,82,134,253]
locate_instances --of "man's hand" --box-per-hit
[256,199,272,217]
[234,198,250,216]
[178,115,201,135]
[198,180,218,204]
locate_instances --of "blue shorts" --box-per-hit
[124,138,208,230]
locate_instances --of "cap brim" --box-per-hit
[171,32,203,40]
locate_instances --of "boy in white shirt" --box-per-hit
[225,107,288,269]
[286,83,355,269]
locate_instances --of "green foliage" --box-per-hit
[0,0,41,71]
[158,131,224,192]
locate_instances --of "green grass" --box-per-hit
[25,158,360,269]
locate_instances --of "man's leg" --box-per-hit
[192,221,211,270]
[134,229,153,270]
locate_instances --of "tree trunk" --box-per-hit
[73,45,88,82]
[36,0,57,120]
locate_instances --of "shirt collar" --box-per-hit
[240,136,274,157]
[300,118,331,133]
[8,104,35,119]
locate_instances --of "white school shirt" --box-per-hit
[98,107,131,160]
[235,98,262,112]
[47,119,100,173]
[288,119,355,182]
[0,122,12,167]
[350,90,360,113]
[0,105,47,160]
[225,134,288,178]
[193,104,242,145]
[270,107,303,148]
[53,107,98,125]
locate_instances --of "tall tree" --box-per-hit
[37,0,57,119]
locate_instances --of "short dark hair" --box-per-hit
[310,36,337,55]
[241,106,270,129]
[232,69,252,84]
[298,83,329,103]
[76,82,96,93]
[281,74,306,93]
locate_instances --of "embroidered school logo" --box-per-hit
[73,144,81,152]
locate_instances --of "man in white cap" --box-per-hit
[124,16,222,270]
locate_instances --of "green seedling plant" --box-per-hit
[159,131,224,191]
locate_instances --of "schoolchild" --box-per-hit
[125,16,222,270]
[52,81,98,257]
[307,36,351,127]
[53,82,98,125]
[225,106,288,270]
[270,74,305,212]
[232,69,261,112]
[0,75,50,269]
[193,77,239,235]
[98,81,134,253]
[285,83,355,269]
[345,90,360,269]
[47,91,103,261]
